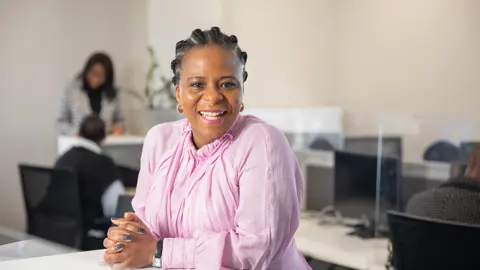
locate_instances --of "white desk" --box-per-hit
[0,217,387,269]
[0,239,76,262]
[0,249,120,269]
[296,217,387,270]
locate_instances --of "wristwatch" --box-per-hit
[152,239,163,268]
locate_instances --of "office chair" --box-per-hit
[118,165,139,188]
[18,164,82,249]
[423,140,459,162]
[115,195,134,218]
[387,211,480,270]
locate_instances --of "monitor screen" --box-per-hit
[334,151,401,228]
[343,137,402,159]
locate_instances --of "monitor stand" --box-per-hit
[346,215,390,239]
[346,215,376,239]
[316,205,345,225]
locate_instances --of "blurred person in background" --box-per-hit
[406,146,480,225]
[102,27,311,269]
[57,52,125,136]
[55,115,125,248]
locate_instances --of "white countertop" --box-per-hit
[58,135,145,155]
[0,217,387,270]
[0,249,114,269]
[296,216,387,270]
[0,239,76,263]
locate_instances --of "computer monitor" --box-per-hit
[344,136,402,159]
[334,151,402,230]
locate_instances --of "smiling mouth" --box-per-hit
[199,111,227,121]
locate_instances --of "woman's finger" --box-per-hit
[103,237,115,248]
[106,242,125,254]
[124,212,141,223]
[111,217,127,224]
[118,222,147,234]
[111,220,149,234]
[107,227,135,242]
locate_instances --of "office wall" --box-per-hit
[0,0,147,229]
[220,0,480,161]
[147,0,223,78]
[222,0,480,161]
[333,0,480,161]
[222,0,480,160]
[221,0,336,108]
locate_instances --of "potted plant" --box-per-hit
[121,46,182,134]
[145,46,177,109]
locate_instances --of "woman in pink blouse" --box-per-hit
[103,27,311,270]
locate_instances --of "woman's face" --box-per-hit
[176,44,244,148]
[86,63,106,90]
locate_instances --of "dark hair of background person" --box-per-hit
[170,26,248,85]
[78,115,107,144]
[78,52,117,100]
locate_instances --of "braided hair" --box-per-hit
[171,26,248,86]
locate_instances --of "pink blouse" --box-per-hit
[132,115,311,269]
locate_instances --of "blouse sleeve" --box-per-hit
[161,125,304,270]
[131,128,157,234]
[112,93,126,127]
[56,84,75,135]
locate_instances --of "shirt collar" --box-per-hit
[441,176,480,191]
[74,137,102,154]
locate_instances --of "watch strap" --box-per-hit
[155,239,163,258]
[152,239,163,268]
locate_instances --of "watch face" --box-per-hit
[153,257,162,268]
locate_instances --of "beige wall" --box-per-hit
[222,0,336,108]
[0,0,147,229]
[147,0,223,78]
[222,0,480,161]
[333,0,480,161]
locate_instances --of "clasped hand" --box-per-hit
[103,212,157,269]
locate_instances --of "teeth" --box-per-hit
[203,115,220,120]
[200,111,224,117]
[200,111,224,121]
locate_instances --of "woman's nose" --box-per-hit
[202,86,224,104]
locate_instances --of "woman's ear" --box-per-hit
[175,85,181,104]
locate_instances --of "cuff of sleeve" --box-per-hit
[162,238,196,269]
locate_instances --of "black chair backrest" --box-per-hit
[115,195,134,218]
[118,165,139,188]
[18,164,82,248]
[388,211,480,270]
[423,140,459,162]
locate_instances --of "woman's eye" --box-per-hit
[221,82,237,89]
[190,82,205,89]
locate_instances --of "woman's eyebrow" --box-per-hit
[186,75,238,81]
[219,76,237,80]
[186,76,205,81]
